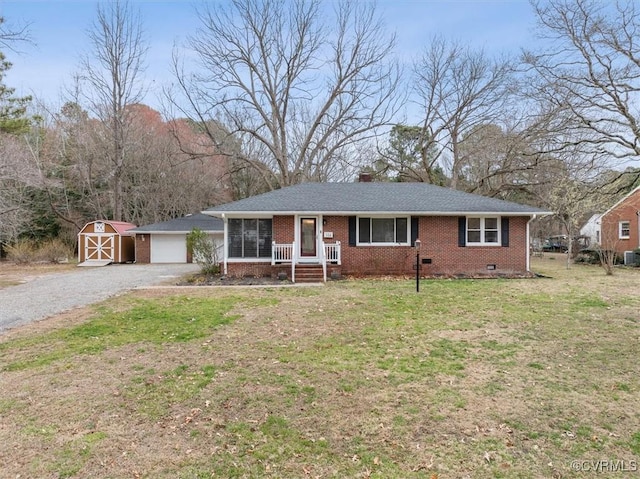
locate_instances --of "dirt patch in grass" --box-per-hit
[1,257,639,478]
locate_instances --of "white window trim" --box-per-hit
[619,220,631,239]
[356,215,411,246]
[467,216,501,246]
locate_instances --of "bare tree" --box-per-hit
[0,134,38,243]
[596,226,619,275]
[0,16,31,51]
[169,0,400,189]
[524,0,640,183]
[412,36,515,188]
[455,115,575,202]
[121,105,231,224]
[30,100,116,236]
[75,0,148,221]
[31,100,231,236]
[530,146,607,269]
[456,123,532,198]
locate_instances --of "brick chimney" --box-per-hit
[358,172,373,182]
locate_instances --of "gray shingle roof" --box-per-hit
[128,213,224,233]
[203,182,550,215]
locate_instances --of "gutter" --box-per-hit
[202,210,553,217]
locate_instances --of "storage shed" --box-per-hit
[128,213,224,263]
[77,220,136,265]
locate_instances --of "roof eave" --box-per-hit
[203,210,552,217]
[601,185,640,218]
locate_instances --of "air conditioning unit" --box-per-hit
[624,251,635,265]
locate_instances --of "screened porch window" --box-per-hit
[228,219,272,258]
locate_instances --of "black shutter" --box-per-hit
[458,216,466,247]
[411,216,419,246]
[501,217,510,247]
[348,216,356,246]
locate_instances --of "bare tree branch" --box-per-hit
[0,16,32,52]
[167,0,401,190]
[74,0,148,220]
[525,0,640,167]
[412,36,515,188]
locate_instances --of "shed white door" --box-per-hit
[85,234,114,262]
[150,235,187,263]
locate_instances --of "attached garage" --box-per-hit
[78,220,136,265]
[150,234,187,263]
[129,213,223,264]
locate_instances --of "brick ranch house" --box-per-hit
[600,185,640,263]
[203,182,551,282]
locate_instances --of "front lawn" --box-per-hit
[1,257,639,478]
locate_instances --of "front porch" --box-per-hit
[272,241,341,282]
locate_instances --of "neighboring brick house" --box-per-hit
[600,186,640,262]
[203,182,550,282]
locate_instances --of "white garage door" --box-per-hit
[150,235,187,263]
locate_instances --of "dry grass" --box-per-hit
[0,261,76,289]
[1,255,639,478]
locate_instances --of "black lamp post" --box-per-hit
[414,238,421,292]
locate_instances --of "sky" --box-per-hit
[0,0,537,112]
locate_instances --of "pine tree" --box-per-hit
[0,50,31,134]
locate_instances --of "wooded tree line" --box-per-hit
[1,0,640,249]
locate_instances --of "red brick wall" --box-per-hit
[274,215,294,243]
[601,190,640,255]
[322,215,413,275]
[421,216,528,276]
[225,214,531,278]
[226,262,273,277]
[323,215,530,276]
[135,234,151,263]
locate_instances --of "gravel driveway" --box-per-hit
[0,263,199,334]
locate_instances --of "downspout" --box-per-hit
[222,214,228,276]
[637,210,640,249]
[526,214,536,272]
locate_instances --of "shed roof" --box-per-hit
[128,213,224,234]
[203,182,551,216]
[83,220,137,235]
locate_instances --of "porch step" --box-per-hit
[295,264,324,283]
